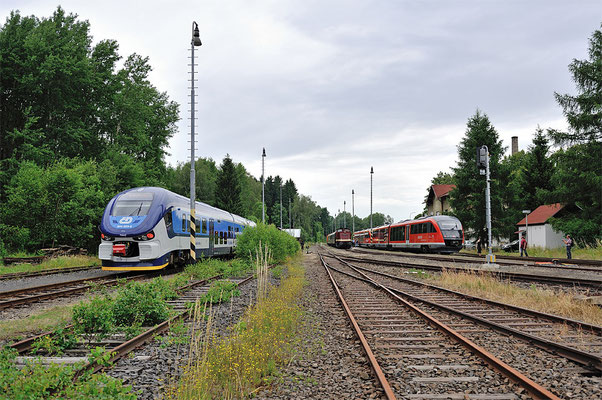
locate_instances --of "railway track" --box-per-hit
[350,247,602,273]
[325,252,602,373]
[0,265,100,281]
[11,273,254,379]
[320,252,563,399]
[0,271,162,310]
[334,250,602,290]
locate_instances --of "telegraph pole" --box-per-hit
[261,148,266,224]
[352,189,355,234]
[370,166,374,230]
[189,22,202,263]
[280,184,283,229]
[343,201,346,228]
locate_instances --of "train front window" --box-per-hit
[438,218,462,238]
[112,193,153,216]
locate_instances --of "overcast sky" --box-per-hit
[2,1,600,222]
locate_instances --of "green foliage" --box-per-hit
[185,258,253,280]
[0,7,178,253]
[111,279,174,326]
[215,154,243,215]
[157,321,190,349]
[200,280,240,304]
[73,278,177,340]
[551,26,602,144]
[0,347,136,400]
[450,110,506,242]
[31,325,77,356]
[235,223,300,264]
[546,26,602,246]
[521,128,554,211]
[72,295,114,338]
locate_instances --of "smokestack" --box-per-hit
[511,136,518,155]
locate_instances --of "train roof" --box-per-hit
[100,187,255,236]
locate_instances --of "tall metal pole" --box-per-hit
[337,209,340,229]
[289,198,291,228]
[280,184,283,229]
[370,166,374,230]
[343,201,346,228]
[261,148,266,224]
[189,22,202,263]
[484,147,494,263]
[352,189,355,234]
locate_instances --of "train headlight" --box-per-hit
[134,231,155,241]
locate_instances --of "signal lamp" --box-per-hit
[146,232,155,239]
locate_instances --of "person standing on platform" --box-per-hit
[563,234,573,259]
[520,235,529,257]
[476,238,482,255]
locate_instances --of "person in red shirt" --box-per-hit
[520,235,529,257]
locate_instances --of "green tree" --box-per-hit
[450,110,505,242]
[547,26,602,246]
[522,128,554,211]
[215,154,243,215]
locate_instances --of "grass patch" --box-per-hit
[429,269,602,326]
[461,246,602,260]
[167,254,305,399]
[0,255,99,275]
[199,280,241,304]
[0,305,73,340]
[185,258,253,280]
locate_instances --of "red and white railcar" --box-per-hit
[355,215,464,254]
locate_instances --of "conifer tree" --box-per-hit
[215,154,243,215]
[450,110,505,242]
[547,26,601,246]
[522,128,554,211]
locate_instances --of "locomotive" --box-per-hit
[98,187,255,271]
[356,215,464,254]
[326,228,353,249]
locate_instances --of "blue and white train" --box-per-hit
[98,187,256,271]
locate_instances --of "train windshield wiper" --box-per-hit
[129,202,144,216]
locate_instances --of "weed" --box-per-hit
[166,253,306,399]
[199,280,241,304]
[0,347,136,399]
[31,325,77,356]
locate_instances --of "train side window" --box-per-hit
[202,218,207,234]
[182,214,186,232]
[215,232,219,245]
[427,222,435,233]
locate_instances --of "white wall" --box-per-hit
[520,224,565,249]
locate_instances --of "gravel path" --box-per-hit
[255,249,384,399]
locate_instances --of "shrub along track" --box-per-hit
[9,272,257,398]
[333,249,602,292]
[320,251,602,399]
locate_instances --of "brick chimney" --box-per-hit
[511,136,518,155]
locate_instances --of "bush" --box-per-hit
[235,223,300,264]
[72,296,114,337]
[111,279,173,326]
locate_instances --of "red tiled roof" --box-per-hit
[517,203,563,226]
[432,184,456,198]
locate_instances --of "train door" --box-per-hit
[208,219,215,256]
[405,225,410,246]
